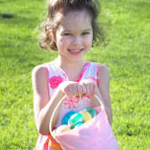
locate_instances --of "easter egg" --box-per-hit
[61,111,77,125]
[68,112,84,129]
[74,122,84,128]
[55,125,71,134]
[79,110,92,122]
[83,108,98,118]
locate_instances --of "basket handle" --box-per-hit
[49,94,104,135]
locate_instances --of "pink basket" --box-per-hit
[49,95,118,150]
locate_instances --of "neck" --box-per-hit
[54,56,87,81]
[55,56,86,69]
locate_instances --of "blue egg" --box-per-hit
[61,111,77,125]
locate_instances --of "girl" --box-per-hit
[32,0,113,149]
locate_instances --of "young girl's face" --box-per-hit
[54,10,93,63]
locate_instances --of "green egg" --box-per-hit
[74,122,84,128]
[68,112,84,129]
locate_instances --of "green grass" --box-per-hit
[0,0,150,149]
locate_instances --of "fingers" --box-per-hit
[63,82,85,98]
[64,84,77,97]
[62,80,96,98]
[80,80,96,96]
[63,82,81,97]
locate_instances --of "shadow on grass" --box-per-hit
[0,13,15,19]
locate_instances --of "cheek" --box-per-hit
[57,37,71,50]
[84,36,93,47]
[62,37,72,46]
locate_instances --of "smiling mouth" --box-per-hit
[68,49,83,54]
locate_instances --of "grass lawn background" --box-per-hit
[0,0,150,149]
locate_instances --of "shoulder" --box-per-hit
[32,64,48,86]
[97,64,109,76]
[97,64,110,84]
[32,64,47,78]
[90,62,109,73]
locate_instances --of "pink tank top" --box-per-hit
[35,61,99,150]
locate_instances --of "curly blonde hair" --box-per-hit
[39,0,104,51]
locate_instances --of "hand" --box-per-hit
[79,79,96,96]
[58,81,86,98]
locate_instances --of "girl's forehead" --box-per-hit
[57,10,92,31]
[63,10,91,21]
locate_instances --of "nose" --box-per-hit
[72,36,82,47]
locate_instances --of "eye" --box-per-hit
[63,33,72,36]
[82,32,90,36]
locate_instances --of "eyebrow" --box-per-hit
[83,29,92,31]
[63,28,92,32]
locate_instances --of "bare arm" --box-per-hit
[97,64,112,125]
[32,65,64,135]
